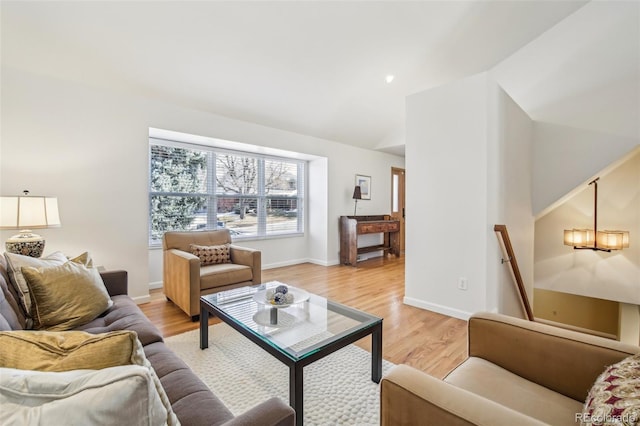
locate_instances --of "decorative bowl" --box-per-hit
[252,286,310,309]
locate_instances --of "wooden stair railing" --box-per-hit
[494,225,619,339]
[494,224,534,321]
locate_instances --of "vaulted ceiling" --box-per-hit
[2,1,638,156]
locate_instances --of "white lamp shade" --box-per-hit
[622,231,630,248]
[44,198,61,227]
[0,197,19,228]
[597,230,630,250]
[0,195,61,229]
[564,229,595,247]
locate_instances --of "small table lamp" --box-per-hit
[352,185,362,216]
[0,191,61,257]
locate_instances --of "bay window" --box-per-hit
[149,138,304,246]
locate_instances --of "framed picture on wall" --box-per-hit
[356,174,371,200]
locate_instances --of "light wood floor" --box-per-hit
[139,256,468,379]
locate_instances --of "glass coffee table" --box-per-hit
[199,282,383,426]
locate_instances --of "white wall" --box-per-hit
[1,67,404,301]
[534,148,640,304]
[405,72,488,319]
[489,79,535,317]
[532,122,639,215]
[405,71,534,320]
[307,157,329,265]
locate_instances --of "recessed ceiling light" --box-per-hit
[386,75,395,83]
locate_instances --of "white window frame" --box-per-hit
[149,137,305,247]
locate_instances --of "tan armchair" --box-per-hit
[380,312,640,426]
[162,230,261,320]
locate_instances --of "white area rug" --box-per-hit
[164,323,394,425]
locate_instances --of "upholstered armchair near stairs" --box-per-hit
[162,230,261,320]
[380,312,640,426]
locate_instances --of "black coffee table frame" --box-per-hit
[200,293,382,426]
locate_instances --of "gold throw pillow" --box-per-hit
[3,251,68,327]
[0,330,142,371]
[3,251,95,329]
[21,261,113,331]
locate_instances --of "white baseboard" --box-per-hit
[403,296,472,321]
[132,294,151,305]
[260,258,340,269]
[262,258,309,270]
[149,281,163,290]
[305,258,340,267]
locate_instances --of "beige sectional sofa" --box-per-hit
[380,312,640,426]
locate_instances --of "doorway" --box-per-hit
[391,167,405,253]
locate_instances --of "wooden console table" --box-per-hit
[339,215,400,266]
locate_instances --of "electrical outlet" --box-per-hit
[458,277,468,291]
